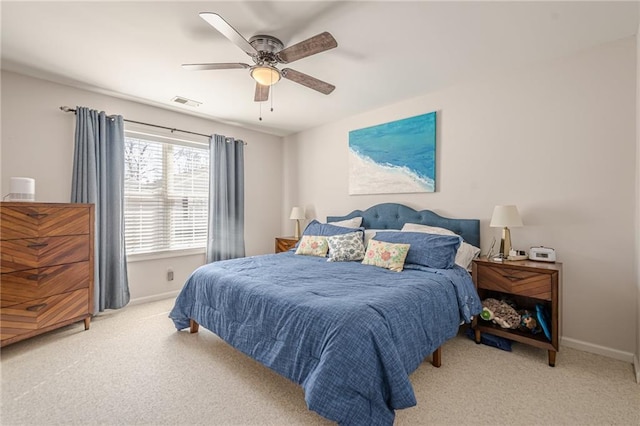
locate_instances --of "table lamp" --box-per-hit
[489,205,523,258]
[289,207,306,239]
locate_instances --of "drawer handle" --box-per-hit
[503,275,522,280]
[27,213,49,218]
[27,274,48,281]
[26,303,47,312]
[27,242,48,249]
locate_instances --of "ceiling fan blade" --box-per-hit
[254,83,269,102]
[277,32,337,64]
[182,63,250,71]
[282,68,335,95]
[199,12,258,56]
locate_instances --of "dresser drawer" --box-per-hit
[1,235,90,273]
[1,262,91,308]
[476,264,552,300]
[1,205,90,240]
[0,288,90,342]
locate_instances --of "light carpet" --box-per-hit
[1,298,638,425]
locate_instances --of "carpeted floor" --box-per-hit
[1,298,638,425]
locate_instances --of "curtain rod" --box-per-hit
[59,106,245,143]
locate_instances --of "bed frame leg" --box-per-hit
[189,319,199,333]
[431,347,441,368]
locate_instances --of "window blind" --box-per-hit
[124,135,209,255]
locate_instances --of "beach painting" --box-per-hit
[348,112,436,195]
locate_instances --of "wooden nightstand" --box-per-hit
[275,236,298,253]
[472,257,562,366]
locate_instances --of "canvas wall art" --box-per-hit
[348,112,436,195]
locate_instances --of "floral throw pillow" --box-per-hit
[361,239,410,272]
[327,231,365,262]
[295,235,329,257]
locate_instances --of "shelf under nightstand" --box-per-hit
[472,257,562,366]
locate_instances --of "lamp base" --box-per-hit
[499,227,512,258]
[294,220,301,239]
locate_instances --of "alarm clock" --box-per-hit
[529,246,556,262]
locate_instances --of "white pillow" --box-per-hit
[455,243,481,271]
[401,223,480,270]
[402,223,454,235]
[329,217,363,228]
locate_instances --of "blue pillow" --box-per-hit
[372,231,461,269]
[301,220,365,241]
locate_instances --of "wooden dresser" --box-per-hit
[1,202,94,347]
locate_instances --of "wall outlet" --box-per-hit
[167,269,174,281]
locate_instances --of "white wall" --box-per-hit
[284,37,637,360]
[635,14,640,382]
[1,71,284,303]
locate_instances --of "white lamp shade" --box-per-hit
[490,205,523,228]
[289,207,306,220]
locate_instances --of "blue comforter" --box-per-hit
[170,252,481,425]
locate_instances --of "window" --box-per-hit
[124,132,209,255]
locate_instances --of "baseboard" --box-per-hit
[129,290,180,306]
[634,354,640,384]
[561,337,634,363]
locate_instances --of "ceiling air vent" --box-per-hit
[171,96,201,107]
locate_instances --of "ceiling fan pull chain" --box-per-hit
[271,85,274,112]
[259,102,262,121]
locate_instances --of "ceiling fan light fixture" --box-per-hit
[251,65,281,86]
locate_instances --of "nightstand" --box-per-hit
[472,257,562,366]
[275,236,298,253]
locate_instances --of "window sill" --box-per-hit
[127,248,205,263]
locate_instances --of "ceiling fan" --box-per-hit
[183,13,338,102]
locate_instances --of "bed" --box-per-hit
[169,203,482,425]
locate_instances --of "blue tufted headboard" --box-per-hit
[327,203,480,248]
